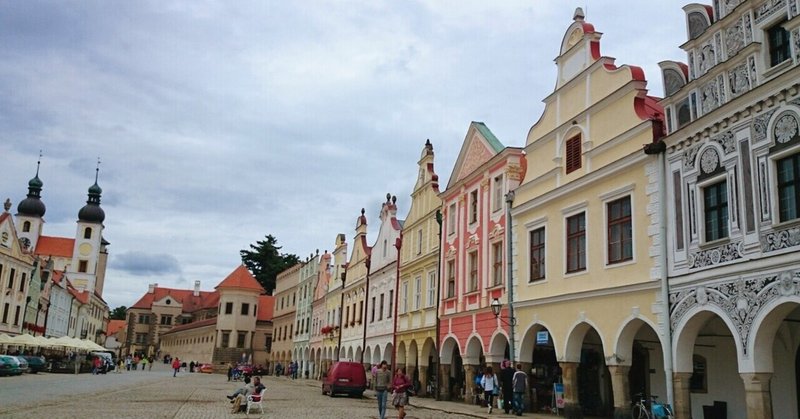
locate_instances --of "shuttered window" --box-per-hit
[565,135,582,174]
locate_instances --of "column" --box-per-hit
[559,362,583,419]
[464,364,477,405]
[439,364,451,401]
[608,365,631,419]
[418,366,429,397]
[673,372,692,419]
[741,373,773,419]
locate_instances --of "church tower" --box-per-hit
[15,158,46,252]
[70,166,105,293]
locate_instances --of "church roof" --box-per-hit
[215,265,264,293]
[35,236,74,258]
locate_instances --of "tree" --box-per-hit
[110,306,127,320]
[240,234,300,295]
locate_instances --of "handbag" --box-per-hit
[405,387,413,397]
[492,376,499,396]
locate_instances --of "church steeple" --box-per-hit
[78,159,105,224]
[17,152,46,217]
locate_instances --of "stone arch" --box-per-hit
[347,347,354,361]
[397,340,407,366]
[408,340,419,368]
[355,346,362,363]
[364,346,373,365]
[748,296,800,372]
[421,337,437,367]
[373,345,382,365]
[488,329,510,362]
[384,342,393,364]
[464,334,484,365]
[673,306,742,372]
[766,105,800,148]
[440,335,461,365]
[519,321,559,359]
[612,315,663,366]
[564,319,607,362]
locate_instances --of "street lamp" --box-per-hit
[490,298,517,326]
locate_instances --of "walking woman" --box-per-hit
[391,367,412,419]
[480,366,499,414]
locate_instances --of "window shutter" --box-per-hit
[565,136,582,174]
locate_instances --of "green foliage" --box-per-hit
[110,305,127,320]
[240,234,300,295]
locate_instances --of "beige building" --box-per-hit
[271,262,302,374]
[0,201,37,335]
[510,9,667,417]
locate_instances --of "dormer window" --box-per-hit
[767,22,790,67]
[565,135,582,174]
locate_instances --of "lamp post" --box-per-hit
[504,189,517,364]
[336,266,347,361]
[434,208,443,401]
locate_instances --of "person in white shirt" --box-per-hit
[480,366,499,414]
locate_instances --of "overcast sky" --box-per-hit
[0,1,690,310]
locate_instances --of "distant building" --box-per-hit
[270,261,302,374]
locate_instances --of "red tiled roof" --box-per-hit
[106,319,125,336]
[160,318,217,336]
[51,271,65,285]
[215,265,264,292]
[35,236,74,258]
[68,285,91,304]
[0,213,9,225]
[130,287,219,312]
[257,295,275,321]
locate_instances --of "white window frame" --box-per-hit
[598,184,636,268]
[447,203,456,235]
[427,271,436,307]
[561,201,589,278]
[492,174,504,212]
[401,281,408,314]
[414,276,421,310]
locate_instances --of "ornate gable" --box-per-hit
[446,122,504,190]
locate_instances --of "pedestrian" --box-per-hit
[189,361,195,373]
[148,357,153,371]
[481,366,499,414]
[391,367,412,419]
[172,357,181,377]
[117,358,124,374]
[474,366,484,406]
[227,362,234,381]
[500,360,514,414]
[141,356,148,371]
[374,361,391,419]
[125,355,131,371]
[512,364,528,416]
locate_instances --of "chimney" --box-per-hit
[148,283,157,294]
[193,280,200,297]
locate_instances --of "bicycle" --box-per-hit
[631,394,674,419]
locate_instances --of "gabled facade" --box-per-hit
[659,2,800,418]
[364,194,402,370]
[438,122,525,401]
[309,249,331,379]
[0,202,37,335]
[322,234,347,370]
[294,251,318,378]
[511,8,667,417]
[339,208,372,363]
[396,140,442,397]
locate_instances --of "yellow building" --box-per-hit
[340,208,371,363]
[271,262,302,374]
[396,140,442,396]
[321,233,347,370]
[510,9,668,417]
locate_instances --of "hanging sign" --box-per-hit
[536,331,549,344]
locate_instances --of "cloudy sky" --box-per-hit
[0,1,690,310]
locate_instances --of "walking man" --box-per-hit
[512,364,528,416]
[374,361,391,419]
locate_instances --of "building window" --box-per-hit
[469,190,479,224]
[565,135,582,174]
[388,290,393,318]
[690,355,707,393]
[222,332,230,348]
[448,203,456,234]
[2,303,8,323]
[8,268,15,290]
[379,293,385,320]
[345,306,350,325]
[13,306,20,326]
[135,333,147,344]
[427,272,436,307]
[22,221,31,233]
[493,174,504,212]
[566,212,587,273]
[530,227,546,281]
[78,260,88,273]
[414,277,421,310]
[253,305,257,317]
[241,303,250,316]
[468,251,478,291]
[446,260,455,298]
[160,315,172,325]
[371,296,376,323]
[383,239,388,258]
[704,181,728,242]
[138,314,150,324]
[767,22,790,67]
[83,227,92,239]
[777,153,800,222]
[417,229,423,255]
[607,196,633,264]
[19,273,26,292]
[401,281,408,313]
[237,332,246,348]
[491,242,503,286]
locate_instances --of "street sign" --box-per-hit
[536,331,549,344]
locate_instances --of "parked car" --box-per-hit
[22,355,46,373]
[0,355,23,376]
[13,356,29,374]
[322,361,367,398]
[197,363,214,374]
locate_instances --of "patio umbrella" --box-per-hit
[0,333,14,345]
[49,336,83,349]
[32,335,53,347]
[10,333,39,346]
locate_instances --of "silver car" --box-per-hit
[13,356,29,374]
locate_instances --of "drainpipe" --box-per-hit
[391,234,402,369]
[434,209,443,401]
[505,191,516,364]
[644,127,673,407]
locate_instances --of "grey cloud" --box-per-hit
[113,251,182,277]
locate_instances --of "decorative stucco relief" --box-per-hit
[794,28,800,61]
[670,269,800,355]
[762,225,800,252]
[698,42,716,76]
[775,113,799,144]
[729,63,750,98]
[700,148,721,174]
[688,241,744,269]
[755,0,787,23]
[683,145,700,171]
[726,21,745,56]
[744,13,753,43]
[752,109,777,143]
[701,79,720,114]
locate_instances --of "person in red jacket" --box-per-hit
[172,358,181,377]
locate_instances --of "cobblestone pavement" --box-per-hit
[0,363,558,419]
